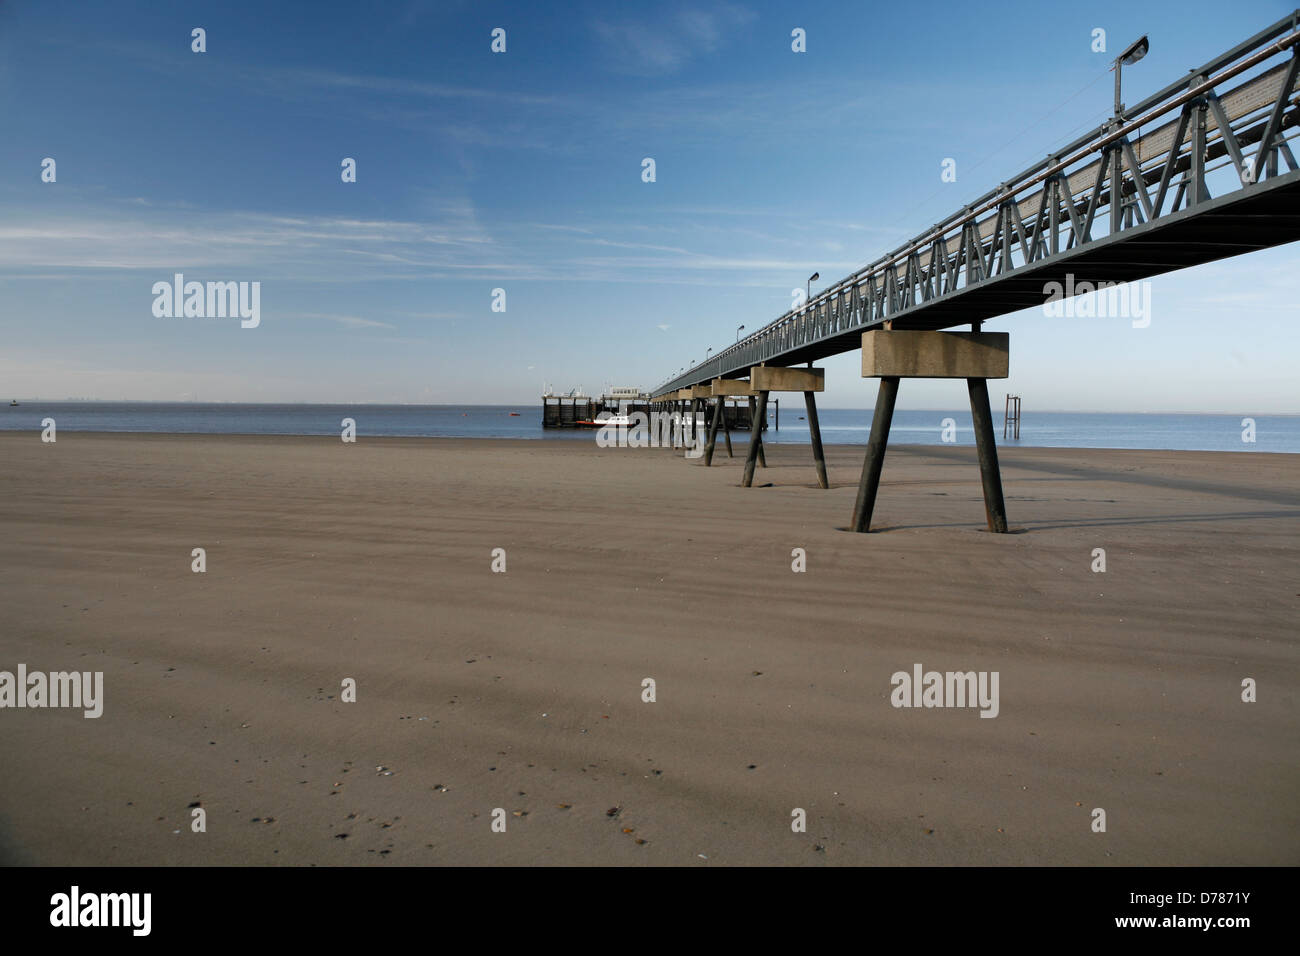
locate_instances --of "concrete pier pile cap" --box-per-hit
[748,366,825,392]
[861,330,1009,379]
[709,378,757,396]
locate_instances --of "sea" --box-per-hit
[2,402,1298,453]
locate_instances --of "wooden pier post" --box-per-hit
[686,386,712,458]
[670,390,693,450]
[683,397,694,457]
[968,378,1008,533]
[854,330,1010,533]
[749,366,827,488]
[743,396,766,467]
[705,397,723,465]
[850,377,900,532]
[742,391,769,487]
[708,379,753,463]
[804,390,828,489]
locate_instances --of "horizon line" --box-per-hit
[5,399,1296,417]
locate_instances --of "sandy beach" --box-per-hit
[0,431,1296,866]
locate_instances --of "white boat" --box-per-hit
[579,413,634,427]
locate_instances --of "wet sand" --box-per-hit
[0,432,1296,866]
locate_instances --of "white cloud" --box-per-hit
[590,3,755,76]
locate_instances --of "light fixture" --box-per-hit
[1113,35,1149,116]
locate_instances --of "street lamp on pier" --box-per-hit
[1113,35,1149,116]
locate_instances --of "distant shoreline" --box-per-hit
[7,400,1298,417]
[2,431,1298,457]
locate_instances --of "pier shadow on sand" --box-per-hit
[836,508,1300,533]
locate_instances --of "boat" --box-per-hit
[9,400,17,406]
[578,413,634,427]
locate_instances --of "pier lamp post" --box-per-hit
[736,324,745,341]
[806,272,819,310]
[1113,35,1149,116]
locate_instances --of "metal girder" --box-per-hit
[655,12,1300,396]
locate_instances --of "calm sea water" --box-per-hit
[2,402,1297,453]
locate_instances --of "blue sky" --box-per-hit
[1,0,1296,411]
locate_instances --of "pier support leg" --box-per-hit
[683,399,695,458]
[691,398,705,458]
[742,391,770,487]
[850,377,900,532]
[705,397,723,466]
[723,401,734,458]
[747,396,766,467]
[967,377,1008,533]
[804,390,828,489]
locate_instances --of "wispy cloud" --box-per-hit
[0,195,878,291]
[590,3,755,76]
[570,254,861,273]
[0,205,495,278]
[289,312,397,330]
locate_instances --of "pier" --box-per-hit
[540,390,602,428]
[646,13,1300,531]
[544,386,769,431]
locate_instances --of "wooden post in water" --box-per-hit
[1003,393,1021,439]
